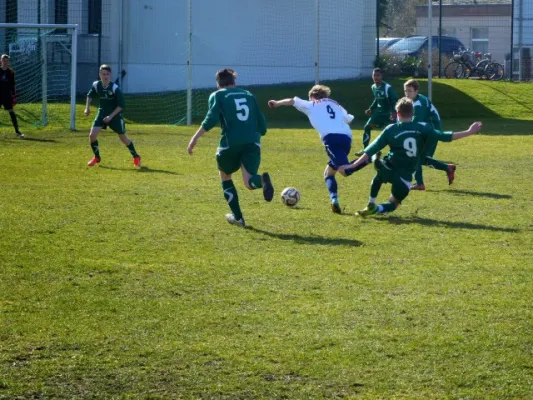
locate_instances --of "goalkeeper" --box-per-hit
[0,54,23,138]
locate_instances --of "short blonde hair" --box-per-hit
[403,79,419,92]
[308,85,331,100]
[395,97,414,117]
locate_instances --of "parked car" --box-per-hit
[384,35,465,59]
[378,37,401,51]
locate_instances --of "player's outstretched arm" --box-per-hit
[268,98,295,108]
[451,121,483,140]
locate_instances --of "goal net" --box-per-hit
[0,23,77,131]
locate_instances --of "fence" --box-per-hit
[378,0,532,81]
[0,0,530,127]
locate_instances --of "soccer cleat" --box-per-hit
[357,203,378,218]
[446,164,456,185]
[331,199,342,214]
[411,183,426,191]
[16,132,24,138]
[225,213,246,227]
[261,172,274,202]
[133,156,142,168]
[87,157,101,167]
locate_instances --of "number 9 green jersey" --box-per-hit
[201,87,267,148]
[364,121,453,179]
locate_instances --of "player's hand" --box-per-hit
[365,109,371,116]
[337,165,349,177]
[103,116,111,125]
[390,112,397,121]
[11,95,16,106]
[187,138,197,155]
[468,121,483,134]
[84,108,90,116]
[268,100,278,109]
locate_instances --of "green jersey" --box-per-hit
[369,81,398,114]
[87,81,125,116]
[364,121,453,176]
[201,87,267,148]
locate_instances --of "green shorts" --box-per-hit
[364,112,392,129]
[376,160,412,203]
[93,113,126,134]
[216,143,261,175]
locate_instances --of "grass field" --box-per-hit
[1,79,532,399]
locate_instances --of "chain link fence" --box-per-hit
[378,0,531,81]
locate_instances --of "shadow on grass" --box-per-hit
[384,215,519,233]
[98,165,179,175]
[446,189,512,199]
[19,137,58,143]
[247,226,363,247]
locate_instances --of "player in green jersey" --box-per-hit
[339,97,483,217]
[404,79,455,190]
[84,64,141,167]
[357,68,398,155]
[187,68,274,227]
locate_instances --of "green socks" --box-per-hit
[126,141,139,158]
[222,180,243,221]
[247,175,262,190]
[90,140,100,159]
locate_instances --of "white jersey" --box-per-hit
[293,97,353,141]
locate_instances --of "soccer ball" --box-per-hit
[281,187,300,207]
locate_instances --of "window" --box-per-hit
[55,0,68,25]
[471,28,489,54]
[88,0,102,35]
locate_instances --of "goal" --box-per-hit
[0,23,78,130]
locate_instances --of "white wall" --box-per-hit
[111,0,373,93]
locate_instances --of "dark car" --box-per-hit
[385,35,465,58]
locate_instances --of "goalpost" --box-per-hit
[0,23,78,130]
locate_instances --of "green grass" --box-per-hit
[0,80,532,399]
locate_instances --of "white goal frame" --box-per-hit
[0,23,78,130]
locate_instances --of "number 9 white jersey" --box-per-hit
[293,96,353,141]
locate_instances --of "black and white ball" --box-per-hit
[281,187,300,207]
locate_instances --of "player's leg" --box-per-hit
[3,95,22,137]
[376,174,410,214]
[217,147,245,226]
[240,143,273,202]
[324,165,342,214]
[112,118,141,167]
[88,125,102,166]
[323,134,352,213]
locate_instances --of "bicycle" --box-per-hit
[444,50,504,80]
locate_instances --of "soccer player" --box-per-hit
[268,85,367,214]
[358,68,398,154]
[404,79,455,190]
[187,68,273,227]
[339,97,482,217]
[84,64,141,167]
[0,54,23,138]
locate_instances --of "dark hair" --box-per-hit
[395,97,414,117]
[404,79,419,91]
[216,68,236,87]
[99,64,112,73]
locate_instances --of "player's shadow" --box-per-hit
[98,165,179,175]
[18,137,58,143]
[384,215,519,233]
[445,189,512,200]
[246,226,363,247]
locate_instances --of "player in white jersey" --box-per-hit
[268,85,369,214]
